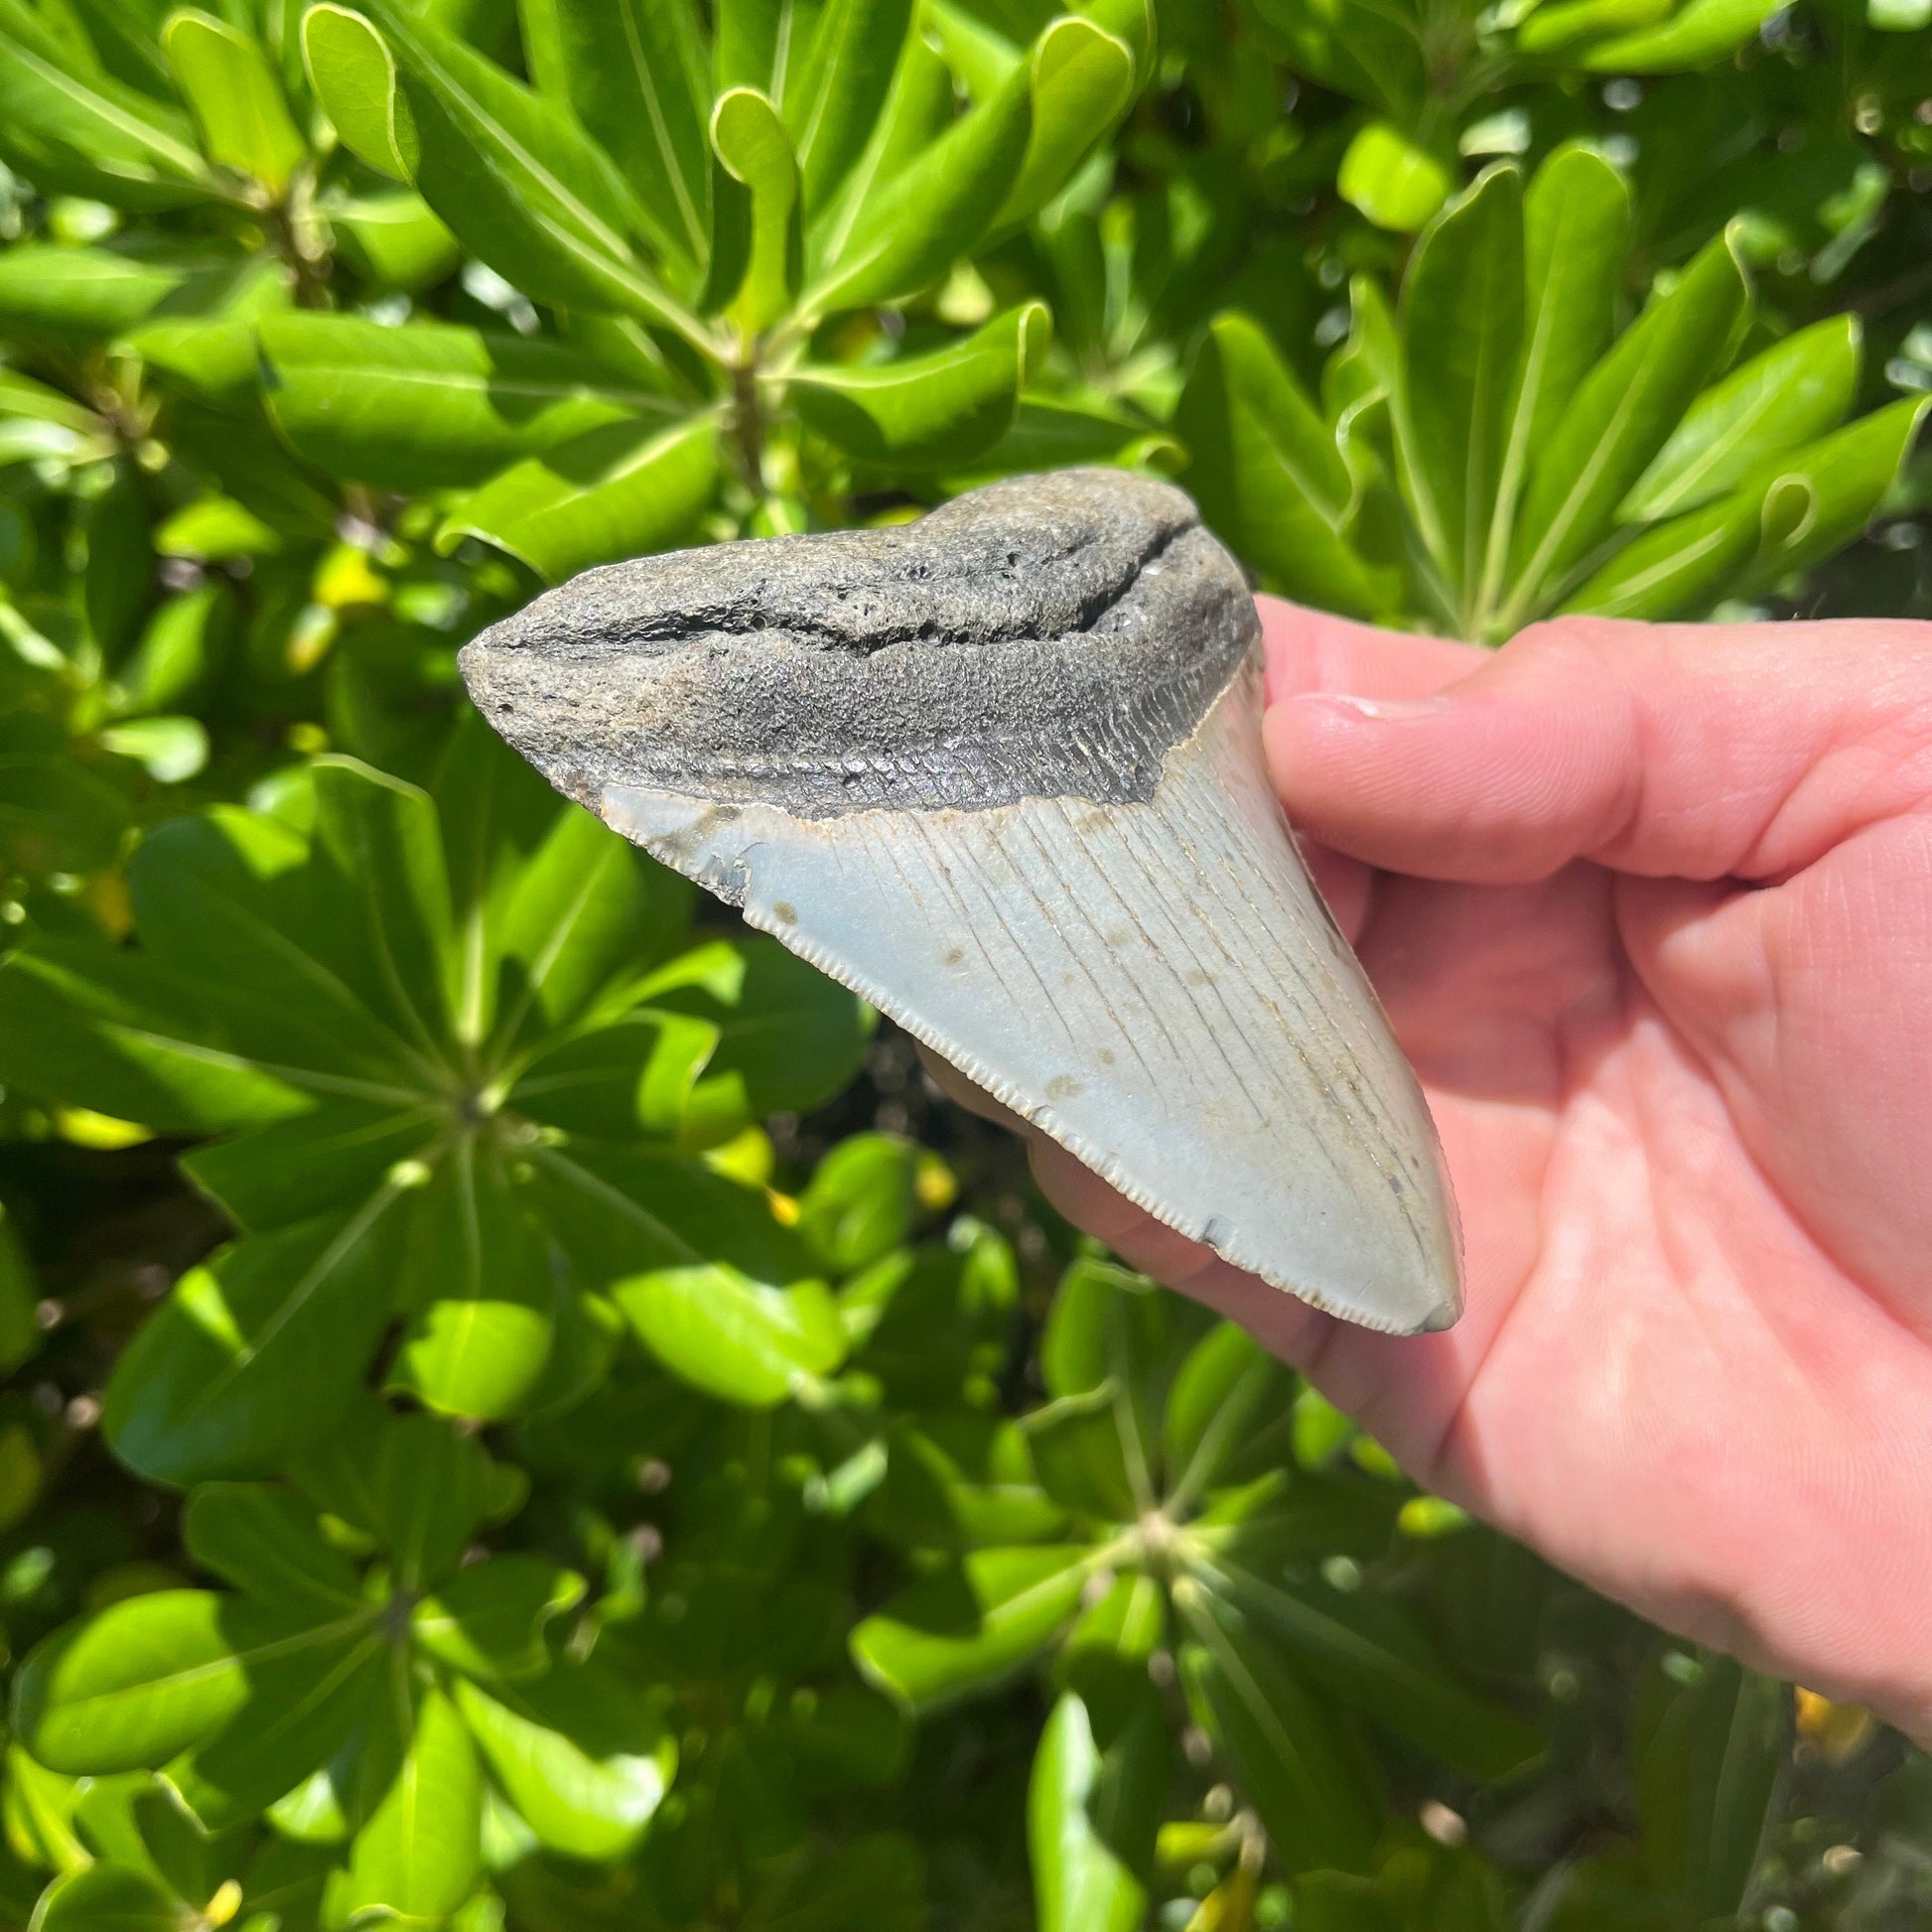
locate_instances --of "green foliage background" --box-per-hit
[0,0,1928,1922]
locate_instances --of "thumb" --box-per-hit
[1262,615,1932,885]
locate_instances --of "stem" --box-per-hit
[730,354,765,490]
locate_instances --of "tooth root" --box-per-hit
[606,657,1460,1336]
[461,468,1462,1335]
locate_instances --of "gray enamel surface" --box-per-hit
[604,662,1462,1334]
[460,469,1258,818]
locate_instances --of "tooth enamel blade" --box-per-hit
[461,469,1462,1334]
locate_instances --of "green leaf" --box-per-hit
[993,15,1136,231]
[1024,1386,1140,1523]
[302,1,418,180]
[1562,475,1804,621]
[171,1616,387,1827]
[183,1482,362,1615]
[260,313,672,491]
[804,55,1033,315]
[1175,311,1387,618]
[616,1265,846,1406]
[328,0,698,340]
[360,1410,501,1588]
[1475,141,1630,626]
[629,932,870,1127]
[1401,164,1523,605]
[127,808,429,1087]
[851,1545,1098,1711]
[1029,1692,1149,1932]
[163,10,306,193]
[344,1686,483,1924]
[453,1669,673,1860]
[110,581,234,719]
[1621,316,1862,523]
[1162,1322,1280,1509]
[27,1863,181,1932]
[798,1132,921,1273]
[1580,0,1780,68]
[13,1591,247,1773]
[310,756,460,1060]
[1727,394,1926,593]
[705,85,801,328]
[414,1555,586,1680]
[1337,120,1450,233]
[330,190,462,291]
[484,800,665,1050]
[388,1144,556,1420]
[1636,1653,1787,1917]
[791,303,1048,469]
[715,0,828,98]
[805,20,950,270]
[0,0,217,208]
[0,940,306,1133]
[1173,1581,1380,1876]
[102,1208,403,1487]
[1505,230,1747,624]
[519,0,712,270]
[872,1414,1066,1549]
[182,1099,443,1230]
[1200,1555,1544,1781]
[0,242,205,343]
[1514,0,1672,53]
[441,411,720,582]
[0,1202,40,1376]
[784,0,912,215]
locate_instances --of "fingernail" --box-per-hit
[1309,692,1451,722]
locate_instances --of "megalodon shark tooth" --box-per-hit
[461,469,1461,1335]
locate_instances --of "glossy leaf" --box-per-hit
[804,58,1032,315]
[103,1210,403,1487]
[454,1672,673,1860]
[163,10,306,193]
[302,2,417,181]
[1173,1582,1380,1876]
[1175,311,1386,617]
[705,85,801,327]
[1476,141,1630,622]
[792,302,1047,468]
[1199,1554,1544,1781]
[994,15,1137,232]
[1337,120,1449,233]
[441,411,721,582]
[852,1545,1098,1711]
[784,0,912,215]
[344,1686,483,1923]
[1401,164,1523,601]
[260,313,672,490]
[388,1144,555,1419]
[1506,231,1748,621]
[11,1590,332,1774]
[1636,1654,1787,1917]
[517,0,713,269]
[414,1556,586,1680]
[1029,1692,1149,1932]
[1622,316,1862,523]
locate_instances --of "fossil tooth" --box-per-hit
[461,470,1461,1334]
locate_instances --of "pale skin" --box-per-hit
[926,601,1932,1742]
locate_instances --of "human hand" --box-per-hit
[929,601,1932,1738]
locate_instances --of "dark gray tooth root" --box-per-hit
[462,468,1463,1335]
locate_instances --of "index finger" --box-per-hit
[1259,597,1483,705]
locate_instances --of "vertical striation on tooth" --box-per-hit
[461,468,1463,1335]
